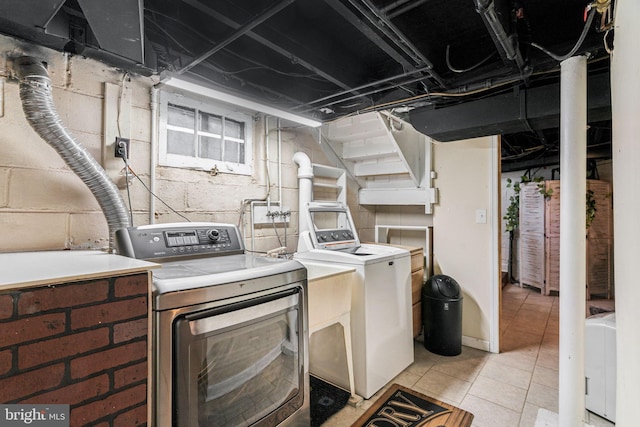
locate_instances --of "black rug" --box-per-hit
[310,375,350,427]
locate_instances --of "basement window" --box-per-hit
[159,90,253,175]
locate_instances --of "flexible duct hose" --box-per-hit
[14,57,131,251]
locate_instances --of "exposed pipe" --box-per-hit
[558,55,587,427]
[292,152,313,235]
[178,0,296,74]
[299,65,433,110]
[346,0,447,88]
[475,0,527,78]
[381,0,413,14]
[530,9,596,62]
[387,0,428,19]
[277,118,283,205]
[14,56,130,251]
[149,87,158,224]
[243,115,272,251]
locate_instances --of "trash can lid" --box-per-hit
[424,274,461,299]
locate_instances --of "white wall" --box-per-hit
[432,136,499,349]
[370,136,500,350]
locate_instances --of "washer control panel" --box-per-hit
[314,229,355,243]
[304,202,361,251]
[116,223,244,260]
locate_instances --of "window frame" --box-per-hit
[158,89,254,175]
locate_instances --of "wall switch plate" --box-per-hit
[475,209,487,224]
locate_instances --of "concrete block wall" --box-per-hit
[0,35,146,252]
[0,33,376,254]
[0,273,150,426]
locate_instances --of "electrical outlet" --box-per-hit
[114,137,130,159]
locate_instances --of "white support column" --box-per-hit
[611,1,640,424]
[558,55,587,427]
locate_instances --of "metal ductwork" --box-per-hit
[14,56,131,251]
[409,71,611,142]
[76,0,145,64]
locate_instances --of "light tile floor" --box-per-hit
[323,284,615,427]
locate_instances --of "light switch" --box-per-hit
[475,209,487,224]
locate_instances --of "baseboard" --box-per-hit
[462,335,491,352]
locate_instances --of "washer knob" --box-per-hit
[206,229,220,242]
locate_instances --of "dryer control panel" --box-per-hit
[116,223,244,261]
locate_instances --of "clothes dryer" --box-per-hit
[117,222,309,427]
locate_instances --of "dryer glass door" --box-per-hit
[174,288,304,426]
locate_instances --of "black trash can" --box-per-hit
[422,274,463,356]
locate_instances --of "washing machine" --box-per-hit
[294,201,413,399]
[585,312,616,423]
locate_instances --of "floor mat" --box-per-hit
[351,384,474,427]
[310,375,350,427]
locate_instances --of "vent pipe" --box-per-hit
[14,57,131,251]
[293,152,313,235]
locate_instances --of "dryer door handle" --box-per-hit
[185,288,300,335]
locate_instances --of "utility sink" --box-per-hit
[302,261,355,330]
[299,261,360,402]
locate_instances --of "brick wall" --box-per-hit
[0,273,149,426]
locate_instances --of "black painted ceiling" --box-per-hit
[0,0,614,170]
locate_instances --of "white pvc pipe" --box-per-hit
[277,118,283,204]
[265,116,272,210]
[149,87,158,224]
[611,1,640,424]
[558,55,587,427]
[293,152,313,235]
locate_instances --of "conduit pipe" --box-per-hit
[277,118,283,205]
[243,115,272,251]
[475,0,527,77]
[149,87,158,224]
[14,57,130,251]
[292,152,313,235]
[265,115,273,209]
[558,55,587,427]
